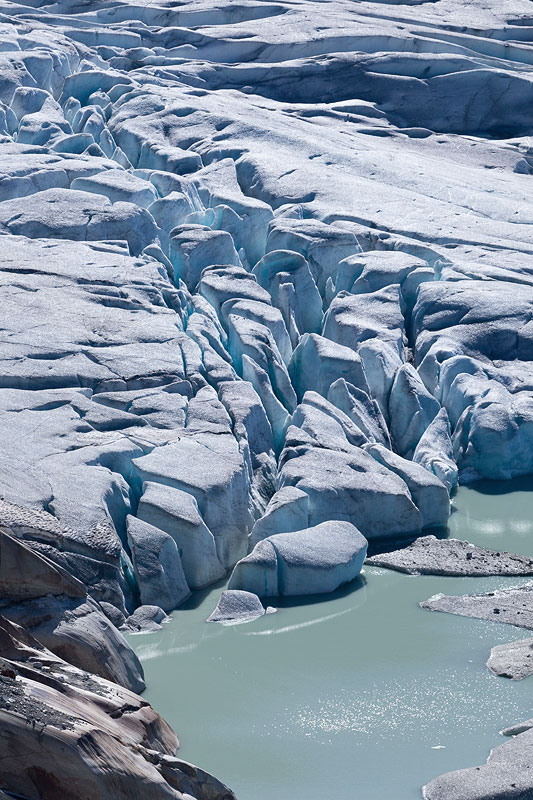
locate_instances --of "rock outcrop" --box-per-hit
[421,584,533,630]
[423,725,533,800]
[0,615,235,800]
[487,637,533,681]
[367,536,533,577]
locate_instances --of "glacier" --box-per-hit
[0,0,533,797]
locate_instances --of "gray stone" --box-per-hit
[421,583,533,630]
[423,726,533,800]
[367,535,533,577]
[0,614,236,800]
[487,637,533,681]
[1,595,145,693]
[0,528,86,601]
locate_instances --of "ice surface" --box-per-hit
[2,0,533,614]
[229,521,368,597]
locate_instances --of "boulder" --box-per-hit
[0,528,86,601]
[1,595,145,693]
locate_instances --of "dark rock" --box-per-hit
[0,528,86,600]
[1,595,145,693]
[0,615,236,800]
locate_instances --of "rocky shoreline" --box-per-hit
[0,501,235,799]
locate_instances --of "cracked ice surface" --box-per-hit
[1,0,533,611]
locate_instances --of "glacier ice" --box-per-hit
[229,521,368,597]
[1,0,533,620]
[126,515,191,613]
[207,590,266,625]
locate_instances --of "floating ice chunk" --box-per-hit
[123,604,169,633]
[413,407,458,493]
[389,364,440,458]
[229,521,368,597]
[207,590,265,625]
[126,515,190,612]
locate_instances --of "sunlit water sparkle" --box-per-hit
[131,479,533,799]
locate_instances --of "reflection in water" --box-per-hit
[132,482,533,800]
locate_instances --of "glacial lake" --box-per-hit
[132,480,533,800]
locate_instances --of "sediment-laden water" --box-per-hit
[133,481,533,799]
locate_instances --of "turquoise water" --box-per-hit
[132,480,533,799]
